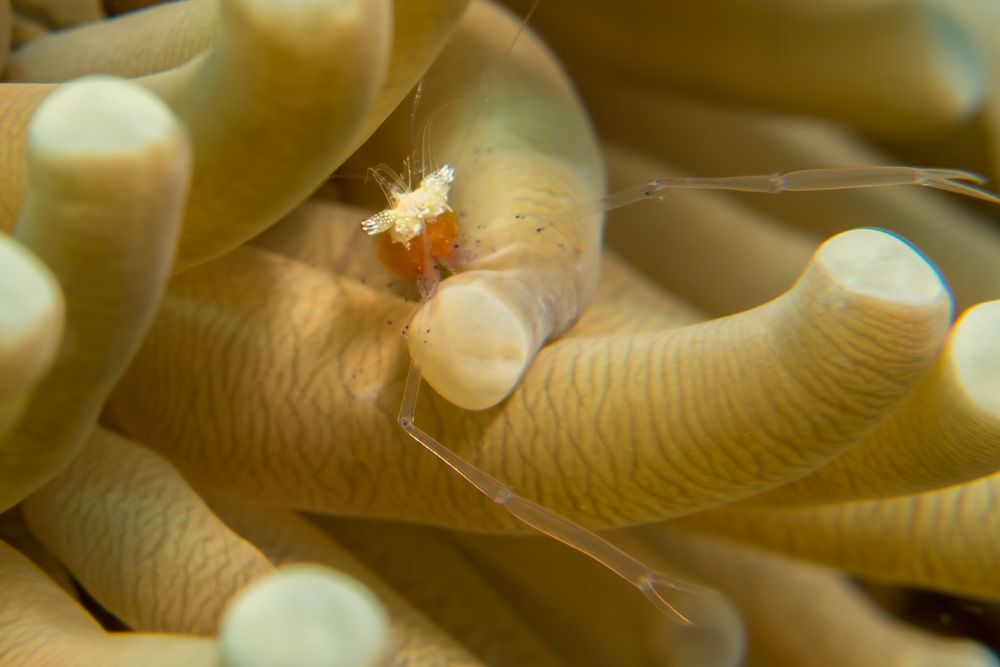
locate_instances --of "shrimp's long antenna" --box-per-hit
[366,163,409,202]
[596,166,1000,213]
[421,116,437,182]
[447,0,542,175]
[396,361,715,625]
[409,77,427,180]
[406,0,541,181]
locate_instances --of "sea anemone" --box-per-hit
[1,0,999,665]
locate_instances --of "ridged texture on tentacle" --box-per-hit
[0,540,219,666]
[633,528,1000,667]
[111,228,951,531]
[752,299,1000,504]
[673,471,1000,600]
[0,77,189,511]
[22,427,274,634]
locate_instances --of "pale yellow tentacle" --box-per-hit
[634,528,998,667]
[6,0,470,168]
[219,565,389,667]
[111,228,950,531]
[0,234,62,445]
[506,0,984,138]
[6,0,219,81]
[22,427,274,634]
[212,501,541,667]
[0,539,219,666]
[0,505,75,596]
[755,299,1000,505]
[11,0,102,29]
[0,77,189,512]
[1,539,388,666]
[673,471,1000,600]
[0,0,395,274]
[137,0,392,271]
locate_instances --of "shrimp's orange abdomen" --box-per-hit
[377,209,459,281]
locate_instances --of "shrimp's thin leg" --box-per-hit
[397,362,715,625]
[598,166,1000,212]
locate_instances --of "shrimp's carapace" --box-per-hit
[377,208,459,281]
[361,163,459,283]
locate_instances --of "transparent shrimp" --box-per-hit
[357,0,1000,628]
[360,153,999,625]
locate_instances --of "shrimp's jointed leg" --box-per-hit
[396,362,715,625]
[600,166,1000,212]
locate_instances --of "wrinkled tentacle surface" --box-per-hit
[1,0,1000,664]
[0,76,189,512]
[112,228,954,532]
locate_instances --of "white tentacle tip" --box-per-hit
[951,300,1000,416]
[817,228,949,307]
[408,273,536,410]
[219,564,390,667]
[29,75,183,158]
[0,235,64,391]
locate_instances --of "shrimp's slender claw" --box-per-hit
[639,575,696,627]
[396,362,717,625]
[921,174,1000,204]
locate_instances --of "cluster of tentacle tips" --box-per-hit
[2,0,1000,665]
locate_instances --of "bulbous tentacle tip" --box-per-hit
[0,74,190,514]
[408,270,539,410]
[951,299,1000,416]
[816,228,952,308]
[0,234,64,395]
[29,75,184,160]
[0,234,64,443]
[219,564,390,667]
